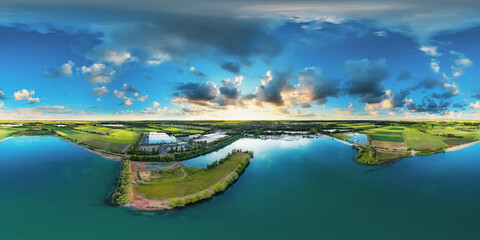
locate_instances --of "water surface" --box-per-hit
[2,136,480,239]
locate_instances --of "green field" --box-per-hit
[0,128,25,140]
[57,126,139,152]
[404,128,448,150]
[370,135,404,142]
[135,152,250,199]
[361,126,405,143]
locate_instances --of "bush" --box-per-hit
[112,160,132,205]
[168,198,185,208]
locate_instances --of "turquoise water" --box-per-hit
[2,136,480,239]
[346,133,368,144]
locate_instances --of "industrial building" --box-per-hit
[148,132,177,144]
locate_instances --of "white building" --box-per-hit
[193,132,228,144]
[148,132,177,144]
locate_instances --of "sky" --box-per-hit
[1,0,480,120]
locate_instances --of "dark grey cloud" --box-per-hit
[397,70,412,81]
[221,61,241,74]
[406,97,450,114]
[254,70,293,106]
[414,77,444,89]
[122,83,137,94]
[453,102,467,110]
[176,81,218,103]
[0,90,7,100]
[472,90,480,99]
[392,89,410,107]
[432,87,458,99]
[343,59,388,104]
[219,79,241,99]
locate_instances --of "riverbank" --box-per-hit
[127,150,253,211]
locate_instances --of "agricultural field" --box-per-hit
[403,128,448,150]
[134,152,250,199]
[360,126,406,149]
[57,126,140,153]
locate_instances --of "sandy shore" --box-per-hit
[445,140,480,152]
[0,136,13,143]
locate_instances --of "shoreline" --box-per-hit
[445,140,480,152]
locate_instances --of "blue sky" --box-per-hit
[1,0,480,120]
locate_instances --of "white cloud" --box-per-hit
[134,93,149,101]
[103,51,133,65]
[92,86,109,96]
[152,101,160,107]
[470,101,480,109]
[146,52,171,65]
[0,102,3,108]
[420,46,441,56]
[113,89,126,98]
[81,63,116,84]
[14,89,40,104]
[121,98,133,106]
[44,61,74,78]
[373,31,387,37]
[430,60,440,73]
[450,51,473,77]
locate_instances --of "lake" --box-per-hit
[2,136,480,239]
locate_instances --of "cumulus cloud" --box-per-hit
[43,61,74,78]
[101,51,133,65]
[152,101,160,107]
[113,83,140,99]
[363,89,409,112]
[344,59,389,104]
[293,67,339,107]
[14,89,40,104]
[134,92,149,101]
[405,97,450,114]
[470,101,480,109]
[81,63,116,84]
[92,86,109,96]
[215,76,245,106]
[254,70,293,106]
[219,76,243,99]
[120,98,133,106]
[175,81,219,105]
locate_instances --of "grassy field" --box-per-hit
[0,128,26,140]
[134,152,250,199]
[361,126,405,144]
[57,126,139,152]
[403,128,448,150]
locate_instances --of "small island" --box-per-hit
[113,149,254,210]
